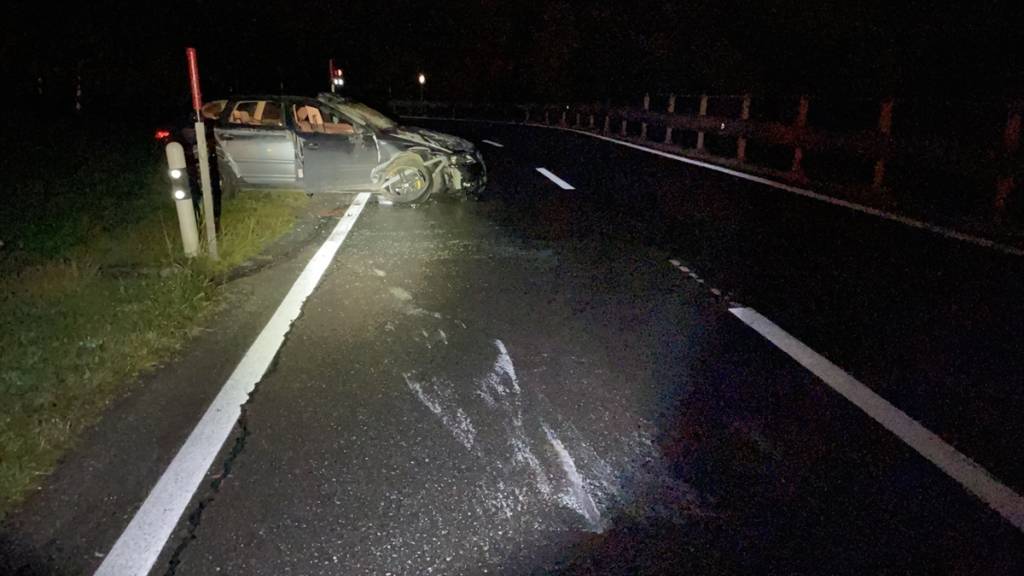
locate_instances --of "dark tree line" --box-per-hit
[3,0,1022,120]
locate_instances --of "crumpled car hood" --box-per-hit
[385,126,475,153]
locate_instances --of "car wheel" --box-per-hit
[379,156,431,204]
[219,161,239,199]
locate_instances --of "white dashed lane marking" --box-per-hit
[536,167,576,190]
[670,259,725,300]
[481,139,504,148]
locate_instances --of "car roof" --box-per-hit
[224,94,314,103]
[317,92,353,102]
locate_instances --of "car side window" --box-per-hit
[261,102,283,126]
[293,104,356,135]
[228,100,284,128]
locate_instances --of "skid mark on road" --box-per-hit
[479,340,552,498]
[510,433,552,497]
[403,374,477,450]
[478,339,521,403]
[543,424,604,532]
[398,330,621,531]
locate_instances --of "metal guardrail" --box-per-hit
[392,96,1023,227]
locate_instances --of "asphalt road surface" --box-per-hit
[3,121,1024,575]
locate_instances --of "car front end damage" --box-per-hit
[376,129,487,198]
[314,92,486,199]
[440,149,487,196]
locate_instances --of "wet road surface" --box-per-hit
[4,121,1024,575]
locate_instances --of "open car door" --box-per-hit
[292,101,379,192]
[215,99,298,185]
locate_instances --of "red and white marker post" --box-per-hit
[187,47,218,260]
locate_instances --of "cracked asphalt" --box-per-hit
[4,121,1024,575]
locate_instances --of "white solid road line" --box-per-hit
[481,139,504,148]
[95,193,373,576]
[400,115,1023,257]
[545,126,1024,258]
[729,306,1024,533]
[536,167,575,190]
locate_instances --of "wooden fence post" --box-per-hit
[796,94,809,127]
[1004,103,1022,153]
[640,93,650,140]
[664,93,676,144]
[576,112,581,127]
[995,101,1022,217]
[737,94,751,162]
[524,108,530,123]
[588,114,595,129]
[872,97,894,189]
[791,95,809,176]
[544,110,550,125]
[560,109,567,126]
[603,114,611,134]
[696,94,709,151]
[621,118,628,137]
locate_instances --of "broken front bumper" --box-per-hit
[445,151,487,194]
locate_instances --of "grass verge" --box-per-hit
[0,120,307,519]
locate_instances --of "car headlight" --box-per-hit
[448,153,477,165]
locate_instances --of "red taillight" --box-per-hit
[155,129,171,140]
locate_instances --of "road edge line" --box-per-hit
[399,115,1023,257]
[729,305,1024,533]
[95,192,373,576]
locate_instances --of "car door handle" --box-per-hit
[305,142,319,150]
[220,134,234,141]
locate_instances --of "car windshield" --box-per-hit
[328,100,397,131]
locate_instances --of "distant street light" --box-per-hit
[418,72,426,101]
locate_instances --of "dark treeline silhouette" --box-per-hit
[3,0,1023,121]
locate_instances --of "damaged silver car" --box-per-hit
[211,93,485,203]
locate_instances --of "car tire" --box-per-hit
[379,155,431,204]
[219,161,239,199]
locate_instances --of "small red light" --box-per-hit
[155,129,171,140]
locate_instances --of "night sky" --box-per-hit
[4,1,1023,118]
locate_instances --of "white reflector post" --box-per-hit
[175,196,200,257]
[165,142,199,258]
